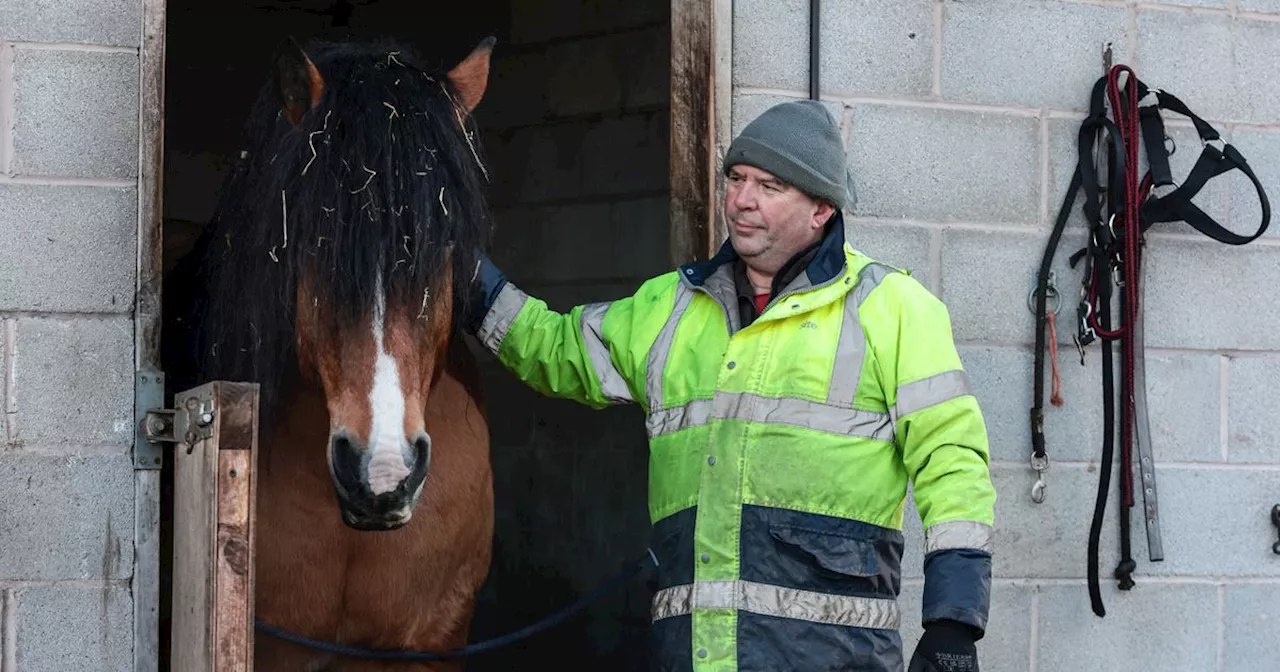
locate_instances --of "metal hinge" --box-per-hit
[134,369,216,469]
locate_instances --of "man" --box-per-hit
[466,100,996,672]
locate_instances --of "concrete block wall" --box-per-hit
[0,1,141,670]
[733,0,1280,669]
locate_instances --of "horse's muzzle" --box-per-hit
[327,430,432,531]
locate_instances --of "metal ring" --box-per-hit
[1028,283,1061,316]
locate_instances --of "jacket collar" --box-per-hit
[678,210,848,288]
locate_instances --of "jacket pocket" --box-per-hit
[650,509,696,590]
[768,525,879,579]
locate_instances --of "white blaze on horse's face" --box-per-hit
[314,273,445,532]
[366,285,415,497]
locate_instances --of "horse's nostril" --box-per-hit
[329,432,364,489]
[411,433,432,464]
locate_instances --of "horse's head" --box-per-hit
[187,36,495,531]
[300,266,452,532]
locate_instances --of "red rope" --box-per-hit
[1109,66,1148,509]
[1048,310,1063,407]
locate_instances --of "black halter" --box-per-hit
[1031,65,1269,617]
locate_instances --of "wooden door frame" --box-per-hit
[670,0,731,264]
[133,0,733,667]
[135,0,167,669]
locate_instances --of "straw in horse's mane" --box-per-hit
[172,38,493,424]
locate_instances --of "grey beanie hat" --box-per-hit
[724,100,856,210]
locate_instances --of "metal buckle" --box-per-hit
[1077,291,1097,354]
[1031,453,1050,503]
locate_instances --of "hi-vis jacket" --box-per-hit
[473,219,996,672]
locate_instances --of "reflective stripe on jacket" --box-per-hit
[474,220,996,672]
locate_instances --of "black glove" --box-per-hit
[908,620,979,672]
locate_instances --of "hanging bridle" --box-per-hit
[1031,65,1270,617]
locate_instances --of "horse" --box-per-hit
[161,35,499,671]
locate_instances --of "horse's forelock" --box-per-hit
[188,38,493,427]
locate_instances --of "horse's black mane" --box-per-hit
[164,38,492,424]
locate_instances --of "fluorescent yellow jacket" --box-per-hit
[472,220,996,672]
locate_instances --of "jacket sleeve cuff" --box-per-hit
[464,251,508,334]
[922,547,992,637]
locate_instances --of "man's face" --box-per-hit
[724,164,834,274]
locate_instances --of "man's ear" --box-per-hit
[812,201,836,229]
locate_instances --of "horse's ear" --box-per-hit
[272,37,325,127]
[447,36,495,112]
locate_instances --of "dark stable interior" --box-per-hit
[161,0,670,668]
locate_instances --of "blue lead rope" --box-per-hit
[255,547,659,661]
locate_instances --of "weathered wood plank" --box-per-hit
[135,0,166,668]
[172,387,218,672]
[213,383,258,672]
[669,0,717,264]
[136,0,165,368]
[134,470,162,672]
[171,382,259,672]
